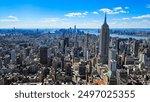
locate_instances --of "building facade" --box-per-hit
[99,13,110,64]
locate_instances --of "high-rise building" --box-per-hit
[0,57,2,68]
[84,33,89,61]
[139,52,147,65]
[4,55,10,66]
[40,45,48,65]
[64,37,69,47]
[11,49,16,64]
[99,13,110,64]
[110,60,117,76]
[108,48,117,70]
[74,25,77,33]
[132,40,139,57]
[79,61,86,79]
[109,48,117,61]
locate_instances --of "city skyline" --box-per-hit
[0,0,150,28]
[0,13,150,85]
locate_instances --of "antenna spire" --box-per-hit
[104,12,107,24]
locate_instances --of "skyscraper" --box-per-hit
[84,33,89,61]
[74,25,77,33]
[40,45,48,65]
[99,13,110,64]
[0,57,2,69]
[11,49,16,64]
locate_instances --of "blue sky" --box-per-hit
[0,0,150,28]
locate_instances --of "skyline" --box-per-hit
[0,0,150,28]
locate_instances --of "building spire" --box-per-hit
[104,12,107,24]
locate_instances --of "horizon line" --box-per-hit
[0,27,150,29]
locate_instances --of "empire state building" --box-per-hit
[99,13,110,64]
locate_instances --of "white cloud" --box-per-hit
[65,12,82,17]
[64,12,88,17]
[122,17,130,20]
[99,8,119,14]
[119,10,128,13]
[0,16,19,22]
[92,11,99,15]
[113,17,130,21]
[83,11,88,15]
[41,18,60,23]
[65,12,81,17]
[113,14,150,22]
[8,16,18,20]
[99,7,129,14]
[146,4,150,8]
[125,7,129,9]
[132,14,150,19]
[114,7,122,11]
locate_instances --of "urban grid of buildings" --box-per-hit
[0,14,150,85]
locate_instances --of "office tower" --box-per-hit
[125,42,131,55]
[37,29,39,35]
[110,60,117,76]
[125,56,134,65]
[99,13,110,64]
[64,37,69,47]
[74,25,78,48]
[108,48,117,70]
[116,39,120,54]
[4,55,10,66]
[25,47,30,57]
[60,40,64,53]
[12,27,16,36]
[65,63,72,76]
[40,45,48,65]
[139,52,147,65]
[133,40,139,57]
[84,33,89,61]
[0,57,2,68]
[16,54,22,65]
[109,48,117,61]
[74,25,77,33]
[63,37,69,54]
[79,61,86,79]
[47,48,51,58]
[116,69,128,85]
[11,49,16,64]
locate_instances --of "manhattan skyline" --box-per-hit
[0,0,150,28]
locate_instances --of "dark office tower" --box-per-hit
[116,39,120,54]
[65,63,72,76]
[83,33,89,61]
[12,27,15,36]
[99,13,110,64]
[37,29,39,35]
[74,25,77,33]
[75,32,79,48]
[0,57,2,69]
[133,40,139,57]
[40,46,48,65]
[63,37,69,54]
[86,32,89,48]
[25,47,30,57]
[79,61,86,79]
[64,37,69,47]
